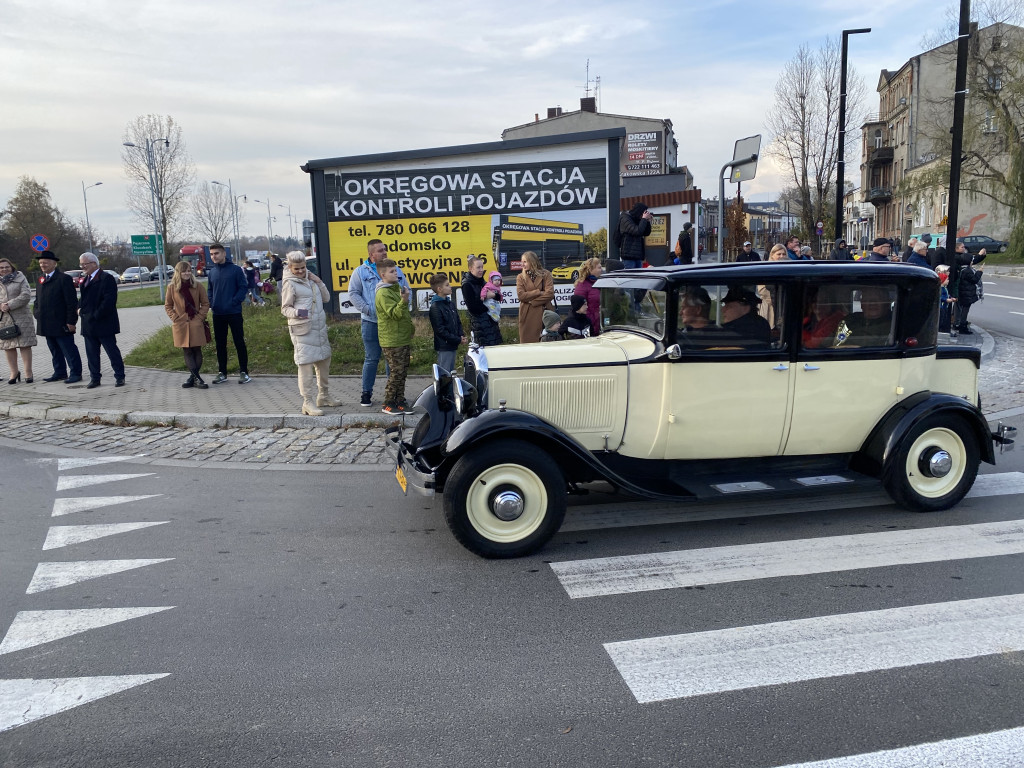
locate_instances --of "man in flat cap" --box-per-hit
[864,237,894,262]
[33,250,83,383]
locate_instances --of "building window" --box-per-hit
[992,35,1002,51]
[940,193,948,219]
[874,129,883,149]
[983,110,997,133]
[988,66,1003,91]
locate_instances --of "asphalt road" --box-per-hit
[1,420,1023,767]
[970,272,1024,338]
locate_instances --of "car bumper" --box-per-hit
[383,426,436,497]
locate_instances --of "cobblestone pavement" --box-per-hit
[978,332,1024,415]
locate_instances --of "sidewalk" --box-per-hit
[0,304,432,429]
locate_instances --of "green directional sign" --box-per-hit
[131,234,164,255]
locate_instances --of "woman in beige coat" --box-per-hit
[164,260,211,389]
[0,258,37,383]
[280,251,338,416]
[515,251,554,344]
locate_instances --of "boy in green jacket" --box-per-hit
[374,259,415,414]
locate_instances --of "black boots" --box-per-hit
[182,370,210,389]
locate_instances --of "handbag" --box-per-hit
[202,319,212,344]
[0,311,20,340]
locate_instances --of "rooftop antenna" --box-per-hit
[579,60,600,98]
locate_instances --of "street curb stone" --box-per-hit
[282,414,344,428]
[126,411,178,426]
[45,406,96,421]
[340,412,422,427]
[9,403,51,419]
[174,413,228,428]
[0,401,12,417]
[226,414,286,429]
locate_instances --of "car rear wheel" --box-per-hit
[883,414,979,512]
[443,439,566,558]
[570,270,579,282]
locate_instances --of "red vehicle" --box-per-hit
[180,245,232,276]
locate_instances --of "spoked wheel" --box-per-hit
[883,415,980,511]
[443,439,566,558]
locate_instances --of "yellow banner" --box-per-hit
[328,215,493,290]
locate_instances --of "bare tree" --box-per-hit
[120,114,195,254]
[0,176,87,270]
[190,181,234,243]
[765,40,867,238]
[920,0,1023,48]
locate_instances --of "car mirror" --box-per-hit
[667,344,682,360]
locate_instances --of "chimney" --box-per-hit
[535,113,539,122]
[547,107,558,118]
[581,97,596,113]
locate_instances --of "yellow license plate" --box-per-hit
[395,465,408,493]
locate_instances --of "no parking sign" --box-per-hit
[31,234,49,252]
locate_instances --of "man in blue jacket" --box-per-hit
[206,243,250,384]
[347,239,410,407]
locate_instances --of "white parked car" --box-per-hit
[120,266,151,283]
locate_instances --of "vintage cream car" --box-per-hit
[385,262,1013,558]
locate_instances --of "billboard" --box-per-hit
[305,131,622,312]
[623,131,664,177]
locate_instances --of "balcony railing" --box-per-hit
[868,146,894,166]
[866,186,892,205]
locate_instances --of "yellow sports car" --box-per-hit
[551,261,587,282]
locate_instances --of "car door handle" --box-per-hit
[803,364,821,371]
[772,364,789,371]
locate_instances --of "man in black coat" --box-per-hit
[617,203,652,269]
[33,250,83,383]
[736,241,761,262]
[77,252,125,387]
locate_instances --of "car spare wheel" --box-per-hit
[443,439,566,558]
[883,414,980,512]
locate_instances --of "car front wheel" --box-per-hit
[443,439,566,558]
[883,414,979,512]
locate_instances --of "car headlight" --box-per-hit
[453,377,478,416]
[432,363,454,410]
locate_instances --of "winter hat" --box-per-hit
[542,310,561,330]
[487,270,502,283]
[872,237,890,248]
[629,202,649,218]
[570,294,587,312]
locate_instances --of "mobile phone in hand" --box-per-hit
[297,308,309,318]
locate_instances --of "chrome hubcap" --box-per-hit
[927,449,953,478]
[492,490,525,521]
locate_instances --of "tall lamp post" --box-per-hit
[253,198,274,257]
[835,27,871,242]
[212,179,244,260]
[81,181,102,253]
[123,137,170,300]
[277,203,294,243]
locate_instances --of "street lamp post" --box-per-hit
[81,181,102,253]
[123,137,170,300]
[835,27,871,242]
[212,179,244,261]
[278,204,294,242]
[253,198,274,257]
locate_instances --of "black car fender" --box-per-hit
[436,409,609,490]
[852,392,995,478]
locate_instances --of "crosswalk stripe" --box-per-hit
[552,518,1024,599]
[560,471,1024,533]
[0,675,169,733]
[51,495,161,517]
[26,559,174,594]
[43,521,169,550]
[55,474,154,492]
[604,593,1024,703]
[56,456,143,471]
[767,725,1024,767]
[0,607,174,655]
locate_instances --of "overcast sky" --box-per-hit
[1,0,956,244]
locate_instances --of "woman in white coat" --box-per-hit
[280,251,339,415]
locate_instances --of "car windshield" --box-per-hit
[599,287,667,336]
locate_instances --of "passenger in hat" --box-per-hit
[719,285,771,348]
[841,285,895,347]
[737,240,760,262]
[558,294,594,339]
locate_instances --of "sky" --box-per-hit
[0,0,959,245]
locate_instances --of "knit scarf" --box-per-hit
[180,282,198,319]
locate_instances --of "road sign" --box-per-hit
[729,135,761,183]
[817,221,824,228]
[816,227,823,235]
[30,234,49,252]
[130,234,164,256]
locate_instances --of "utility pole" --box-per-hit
[944,0,971,262]
[835,27,871,242]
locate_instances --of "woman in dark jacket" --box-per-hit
[955,256,984,334]
[572,258,602,335]
[617,203,652,269]
[461,255,502,346]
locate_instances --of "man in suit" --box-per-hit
[33,250,83,384]
[77,252,125,388]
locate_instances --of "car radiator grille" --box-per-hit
[519,376,618,432]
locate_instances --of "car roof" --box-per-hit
[600,261,938,285]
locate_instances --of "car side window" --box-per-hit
[805,283,898,350]
[676,283,785,352]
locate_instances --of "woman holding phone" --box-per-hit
[281,251,338,415]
